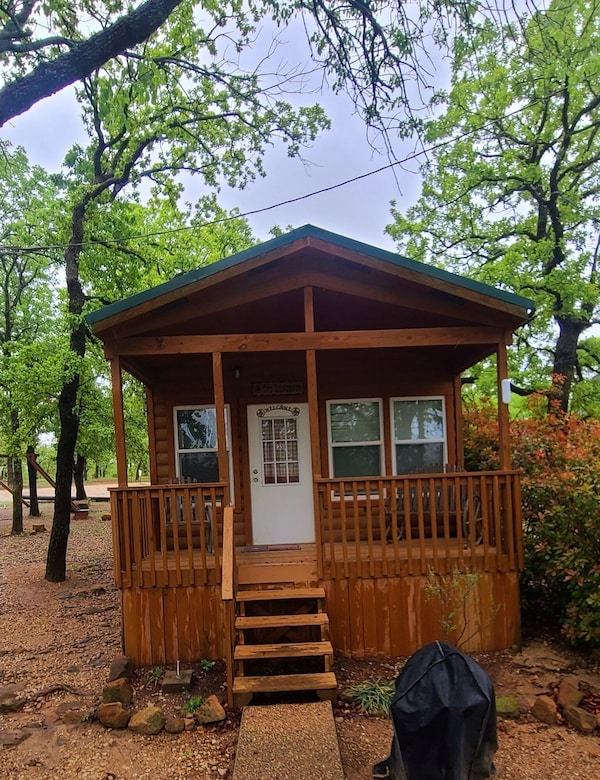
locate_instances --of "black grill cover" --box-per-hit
[373,641,497,780]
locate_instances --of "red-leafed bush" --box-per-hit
[463,400,600,648]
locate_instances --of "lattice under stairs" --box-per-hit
[232,584,337,708]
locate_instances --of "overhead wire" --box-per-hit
[0,88,560,255]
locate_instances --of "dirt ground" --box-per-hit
[1,502,599,779]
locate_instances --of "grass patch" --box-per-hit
[342,678,394,716]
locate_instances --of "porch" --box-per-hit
[110,469,523,691]
[110,471,523,588]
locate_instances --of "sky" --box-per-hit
[0,17,442,252]
[2,87,421,252]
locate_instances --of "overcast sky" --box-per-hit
[1,18,442,252]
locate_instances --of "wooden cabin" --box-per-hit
[88,225,532,706]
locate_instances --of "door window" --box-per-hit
[261,416,300,484]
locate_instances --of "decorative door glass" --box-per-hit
[261,416,300,484]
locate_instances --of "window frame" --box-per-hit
[390,395,447,475]
[326,397,384,479]
[173,405,234,497]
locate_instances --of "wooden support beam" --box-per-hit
[108,326,505,357]
[304,286,315,333]
[212,352,229,499]
[497,341,511,470]
[110,357,129,487]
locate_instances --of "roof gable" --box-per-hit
[87,224,533,335]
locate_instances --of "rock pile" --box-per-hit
[530,675,599,733]
[95,654,226,735]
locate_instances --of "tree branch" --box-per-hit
[0,0,184,127]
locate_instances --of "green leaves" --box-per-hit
[389,0,600,410]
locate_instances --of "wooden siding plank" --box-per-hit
[361,579,378,654]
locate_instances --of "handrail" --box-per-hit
[220,505,236,708]
[221,505,235,602]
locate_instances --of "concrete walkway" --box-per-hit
[232,700,344,780]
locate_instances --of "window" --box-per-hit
[261,416,300,485]
[327,400,383,478]
[174,406,230,483]
[392,397,446,474]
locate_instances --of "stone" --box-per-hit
[0,687,25,714]
[193,695,226,725]
[165,716,186,734]
[32,524,46,533]
[108,655,134,683]
[183,717,196,732]
[61,710,85,726]
[531,695,557,725]
[161,669,193,693]
[101,514,111,522]
[97,702,131,730]
[0,730,31,747]
[562,705,597,733]
[102,677,133,706]
[557,676,583,709]
[496,695,520,719]
[128,706,165,736]
[55,590,72,600]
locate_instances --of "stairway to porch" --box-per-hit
[230,550,337,708]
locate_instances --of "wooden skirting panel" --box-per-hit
[322,571,520,657]
[120,570,520,668]
[121,585,225,666]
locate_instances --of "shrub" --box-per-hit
[463,401,600,648]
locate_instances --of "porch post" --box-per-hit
[497,339,511,470]
[305,287,323,573]
[304,287,321,475]
[110,356,128,487]
[212,351,230,501]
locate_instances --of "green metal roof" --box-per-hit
[86,224,534,327]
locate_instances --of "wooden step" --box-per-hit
[235,613,329,630]
[232,672,337,696]
[236,587,325,602]
[234,641,333,661]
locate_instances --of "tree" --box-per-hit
[387,0,600,411]
[0,145,58,533]
[44,4,327,579]
[0,0,185,125]
[1,1,478,132]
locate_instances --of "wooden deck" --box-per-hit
[111,471,523,667]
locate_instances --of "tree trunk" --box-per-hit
[26,446,41,517]
[73,454,87,500]
[45,201,87,583]
[10,454,23,535]
[551,316,589,412]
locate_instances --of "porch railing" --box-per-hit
[315,471,523,579]
[109,482,228,588]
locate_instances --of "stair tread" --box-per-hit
[236,587,325,602]
[236,613,329,629]
[233,672,337,694]
[234,640,333,660]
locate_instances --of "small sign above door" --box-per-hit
[252,381,304,396]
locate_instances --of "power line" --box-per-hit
[0,90,559,255]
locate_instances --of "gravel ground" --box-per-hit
[1,503,600,779]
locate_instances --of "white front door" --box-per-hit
[247,403,315,545]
